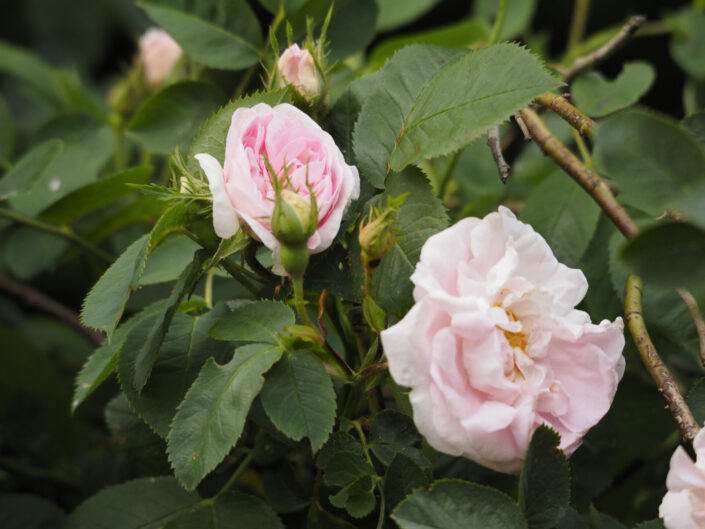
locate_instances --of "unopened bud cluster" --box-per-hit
[359,194,407,270]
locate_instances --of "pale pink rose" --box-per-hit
[195,103,359,274]
[659,428,705,529]
[139,28,183,90]
[380,206,625,474]
[278,44,319,98]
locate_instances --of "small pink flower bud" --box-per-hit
[139,28,183,90]
[278,44,320,99]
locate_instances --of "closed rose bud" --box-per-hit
[139,28,183,90]
[272,189,316,246]
[278,44,320,99]
[359,194,406,269]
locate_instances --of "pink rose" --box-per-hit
[659,428,705,529]
[278,44,320,99]
[139,28,183,90]
[380,206,625,474]
[195,103,359,274]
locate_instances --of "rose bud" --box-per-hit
[194,103,359,275]
[278,44,320,100]
[139,28,183,90]
[381,206,625,474]
[659,428,705,529]
[359,194,407,270]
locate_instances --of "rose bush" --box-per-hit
[660,428,705,529]
[381,206,626,473]
[138,28,182,90]
[195,102,359,274]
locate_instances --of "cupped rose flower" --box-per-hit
[278,44,320,99]
[659,428,705,529]
[380,206,625,474]
[195,103,359,274]
[139,28,183,90]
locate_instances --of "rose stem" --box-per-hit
[567,0,591,52]
[519,105,701,442]
[535,92,597,138]
[677,288,705,368]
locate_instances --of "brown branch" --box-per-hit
[487,125,510,183]
[0,275,105,346]
[519,107,638,238]
[520,104,701,442]
[626,276,701,442]
[562,15,646,81]
[536,92,596,137]
[678,288,705,367]
[514,112,531,140]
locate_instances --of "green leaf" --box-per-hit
[80,234,149,335]
[73,310,143,412]
[670,8,705,79]
[306,505,358,528]
[0,139,62,200]
[260,350,336,451]
[367,19,488,73]
[594,109,705,216]
[555,508,588,529]
[167,343,283,490]
[392,479,528,529]
[389,43,561,172]
[140,235,202,285]
[187,88,291,173]
[634,520,666,529]
[9,115,114,216]
[325,0,378,62]
[373,170,449,319]
[687,378,705,424]
[40,166,152,225]
[2,227,68,280]
[132,250,208,391]
[63,477,200,529]
[683,110,705,151]
[118,304,230,437]
[376,0,442,31]
[620,222,705,291]
[164,492,284,528]
[105,394,167,469]
[322,450,374,488]
[519,170,601,265]
[210,300,295,344]
[384,452,430,511]
[369,409,425,466]
[0,94,15,165]
[353,45,467,188]
[0,40,66,108]
[0,494,64,529]
[571,62,655,118]
[474,0,537,40]
[518,426,570,529]
[128,81,225,154]
[258,0,308,14]
[140,0,262,70]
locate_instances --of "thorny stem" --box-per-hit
[487,126,510,183]
[626,276,701,442]
[215,452,253,499]
[678,288,705,368]
[0,207,115,264]
[487,0,507,45]
[519,107,638,238]
[562,15,646,81]
[568,0,591,52]
[521,104,700,441]
[536,92,597,137]
[0,275,105,346]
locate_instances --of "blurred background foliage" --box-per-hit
[0,0,701,528]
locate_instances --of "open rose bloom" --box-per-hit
[195,103,359,274]
[139,28,183,90]
[659,428,705,529]
[381,207,625,474]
